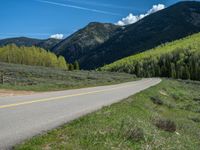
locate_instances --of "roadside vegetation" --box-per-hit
[101,32,200,81]
[0,44,80,70]
[15,79,200,149]
[0,62,136,91]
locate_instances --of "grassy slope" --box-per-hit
[101,32,200,72]
[0,62,136,91]
[15,79,200,149]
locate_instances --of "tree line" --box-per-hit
[101,33,200,81]
[0,44,80,70]
[127,49,200,80]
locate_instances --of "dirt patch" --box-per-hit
[0,89,35,97]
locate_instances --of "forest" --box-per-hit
[101,32,200,81]
[0,44,79,70]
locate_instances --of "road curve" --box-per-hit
[0,78,161,149]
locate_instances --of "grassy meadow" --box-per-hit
[0,62,136,91]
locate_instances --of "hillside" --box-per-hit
[51,22,121,63]
[101,32,200,81]
[81,1,200,69]
[0,37,61,50]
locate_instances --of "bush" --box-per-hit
[120,118,144,142]
[193,97,200,102]
[154,118,176,132]
[190,117,200,123]
[150,97,163,105]
[125,127,144,142]
[171,94,180,101]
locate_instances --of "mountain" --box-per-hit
[80,1,200,69]
[0,22,120,64]
[0,37,41,46]
[1,1,200,70]
[37,38,62,50]
[51,22,121,63]
[0,37,61,50]
[101,32,200,81]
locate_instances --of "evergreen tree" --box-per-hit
[73,61,80,70]
[170,63,176,78]
[69,64,74,71]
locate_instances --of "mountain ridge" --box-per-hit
[1,1,200,69]
[0,37,61,50]
[51,22,121,63]
[81,1,200,69]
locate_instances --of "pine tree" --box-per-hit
[73,61,80,70]
[69,64,74,71]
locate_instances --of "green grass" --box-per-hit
[15,79,200,149]
[0,62,136,91]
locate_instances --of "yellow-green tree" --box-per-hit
[0,44,69,70]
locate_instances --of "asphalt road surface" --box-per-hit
[0,78,161,149]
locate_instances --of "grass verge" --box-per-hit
[15,79,200,149]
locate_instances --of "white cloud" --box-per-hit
[116,4,165,26]
[50,34,64,39]
[147,4,165,14]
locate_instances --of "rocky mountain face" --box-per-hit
[51,22,121,63]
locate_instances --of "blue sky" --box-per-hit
[0,0,185,39]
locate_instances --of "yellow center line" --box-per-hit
[0,84,134,109]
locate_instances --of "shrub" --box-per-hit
[154,118,176,132]
[171,94,180,101]
[120,118,144,142]
[150,97,163,105]
[125,127,144,142]
[190,117,200,123]
[193,97,200,102]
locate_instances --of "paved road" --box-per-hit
[0,78,161,149]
